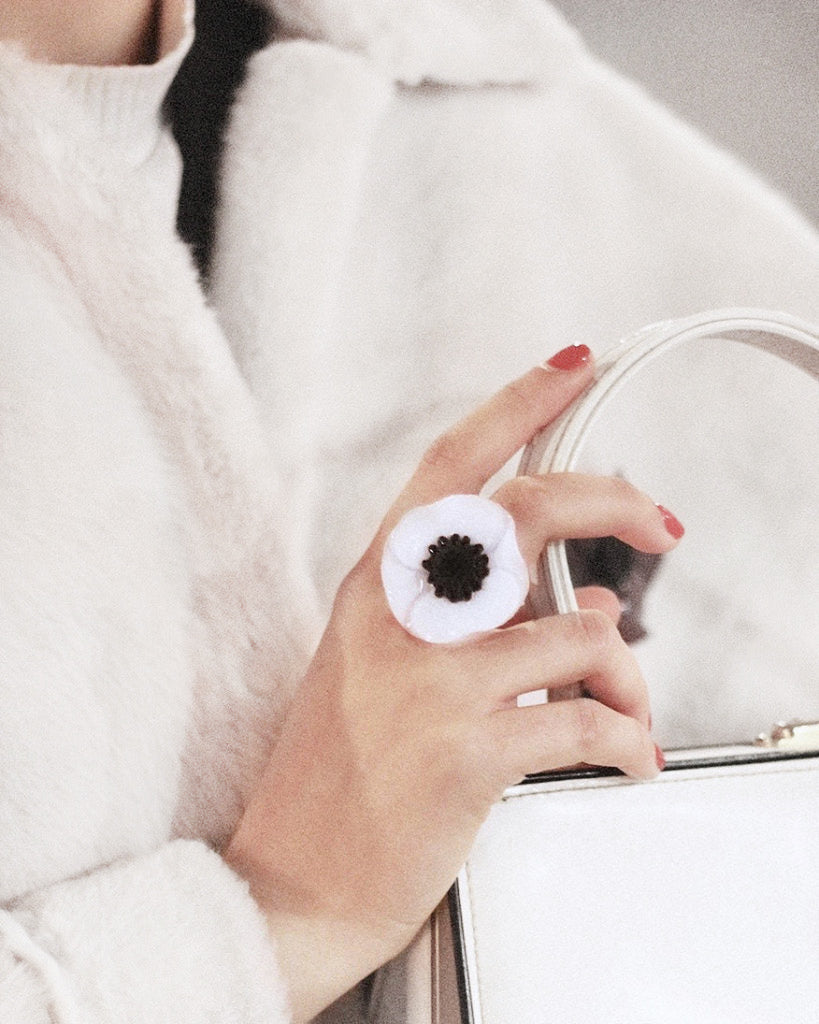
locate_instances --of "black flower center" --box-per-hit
[422,534,490,603]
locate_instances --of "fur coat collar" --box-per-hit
[263,0,584,85]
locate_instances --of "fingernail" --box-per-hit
[655,744,666,771]
[657,504,685,540]
[545,344,592,371]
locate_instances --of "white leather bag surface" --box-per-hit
[368,311,819,1024]
[450,750,819,1024]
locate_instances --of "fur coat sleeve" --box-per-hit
[1,844,288,1022]
[0,233,294,1022]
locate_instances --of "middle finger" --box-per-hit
[493,472,683,565]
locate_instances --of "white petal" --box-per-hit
[406,592,482,644]
[380,545,425,625]
[490,523,530,602]
[386,494,510,568]
[406,566,528,644]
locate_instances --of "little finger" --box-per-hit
[488,697,661,785]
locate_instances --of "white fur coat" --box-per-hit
[212,0,819,747]
[0,0,816,1021]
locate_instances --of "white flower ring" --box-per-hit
[380,494,530,644]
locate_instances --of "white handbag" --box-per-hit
[368,310,819,1024]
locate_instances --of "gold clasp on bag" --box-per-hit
[754,720,819,752]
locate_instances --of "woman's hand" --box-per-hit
[224,348,683,1021]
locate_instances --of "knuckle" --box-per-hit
[494,475,543,521]
[329,571,368,634]
[333,565,361,611]
[604,475,645,514]
[419,431,466,477]
[573,608,617,654]
[607,475,638,501]
[478,728,518,798]
[573,697,603,754]
[333,551,386,628]
[336,551,374,602]
[502,373,540,415]
[429,713,502,800]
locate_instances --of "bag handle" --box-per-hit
[517,309,819,698]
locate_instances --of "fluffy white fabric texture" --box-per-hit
[264,0,584,85]
[212,0,819,753]
[0,7,306,1021]
[0,0,817,1022]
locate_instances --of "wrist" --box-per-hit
[262,909,409,1023]
[224,833,414,1022]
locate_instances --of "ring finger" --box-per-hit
[463,609,650,727]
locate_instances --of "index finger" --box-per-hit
[383,346,594,534]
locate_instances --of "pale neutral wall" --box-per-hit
[555,0,818,224]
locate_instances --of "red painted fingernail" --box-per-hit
[657,504,685,540]
[545,344,592,371]
[655,744,666,771]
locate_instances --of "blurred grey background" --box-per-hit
[555,0,818,224]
